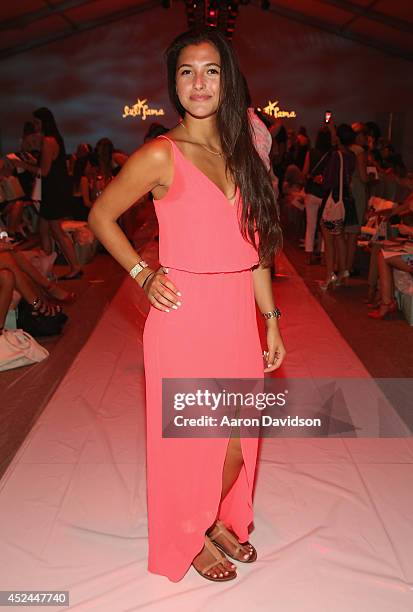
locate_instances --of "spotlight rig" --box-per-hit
[185,0,240,40]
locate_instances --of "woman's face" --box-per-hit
[175,42,221,119]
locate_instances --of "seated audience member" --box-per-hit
[368,222,413,319]
[0,159,27,241]
[0,251,67,329]
[366,192,413,304]
[0,242,75,306]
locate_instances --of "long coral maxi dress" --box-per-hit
[143,136,263,582]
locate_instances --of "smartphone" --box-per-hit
[325,110,332,124]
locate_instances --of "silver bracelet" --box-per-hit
[262,307,281,320]
[129,260,148,280]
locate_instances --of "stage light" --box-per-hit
[185,0,241,38]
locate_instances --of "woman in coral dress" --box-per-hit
[89,29,285,583]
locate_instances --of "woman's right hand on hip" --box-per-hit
[144,267,182,312]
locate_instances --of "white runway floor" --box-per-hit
[0,244,412,611]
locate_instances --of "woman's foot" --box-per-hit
[192,536,237,581]
[367,300,397,320]
[32,296,62,317]
[45,283,76,304]
[336,270,350,287]
[207,520,257,563]
[320,273,337,291]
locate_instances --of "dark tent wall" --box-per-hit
[1,3,412,166]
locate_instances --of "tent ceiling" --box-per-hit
[0,0,412,62]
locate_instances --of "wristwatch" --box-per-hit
[129,260,148,280]
[262,307,281,320]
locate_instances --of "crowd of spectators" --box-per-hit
[1,105,412,365]
[0,107,137,347]
[268,115,413,322]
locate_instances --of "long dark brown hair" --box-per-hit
[33,107,66,156]
[166,28,282,265]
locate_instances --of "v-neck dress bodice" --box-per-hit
[153,136,258,273]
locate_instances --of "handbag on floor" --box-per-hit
[0,329,49,371]
[17,299,68,337]
[321,151,345,235]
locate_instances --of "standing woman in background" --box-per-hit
[319,123,357,290]
[34,108,82,279]
[16,108,82,279]
[89,28,285,583]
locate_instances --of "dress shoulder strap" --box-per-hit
[157,134,174,145]
[156,134,179,156]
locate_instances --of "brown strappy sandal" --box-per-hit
[207,520,257,563]
[192,536,237,582]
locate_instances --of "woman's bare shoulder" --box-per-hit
[128,136,171,165]
[120,135,174,188]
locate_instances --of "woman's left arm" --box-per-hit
[252,264,286,372]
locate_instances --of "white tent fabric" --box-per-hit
[0,244,412,611]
